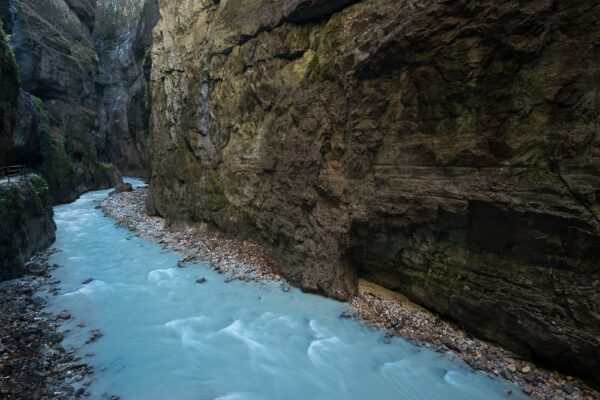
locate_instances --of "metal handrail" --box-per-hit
[0,165,26,183]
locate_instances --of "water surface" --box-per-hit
[44,179,527,400]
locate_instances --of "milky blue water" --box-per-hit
[43,178,528,400]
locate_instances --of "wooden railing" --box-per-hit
[0,165,26,183]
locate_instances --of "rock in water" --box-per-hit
[57,311,71,320]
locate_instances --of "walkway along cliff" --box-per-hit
[145,0,600,387]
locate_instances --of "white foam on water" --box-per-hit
[42,178,529,400]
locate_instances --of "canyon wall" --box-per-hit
[0,176,56,282]
[0,19,19,166]
[1,0,122,203]
[147,0,600,385]
[95,0,158,177]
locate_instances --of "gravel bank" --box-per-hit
[0,251,94,399]
[101,187,599,400]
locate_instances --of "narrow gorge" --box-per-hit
[0,0,598,399]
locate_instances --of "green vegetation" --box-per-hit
[95,0,146,39]
[28,172,49,204]
[0,185,22,223]
[40,134,76,189]
[0,20,20,86]
[30,95,76,195]
[204,171,230,211]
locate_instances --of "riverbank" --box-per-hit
[0,250,93,399]
[101,187,598,400]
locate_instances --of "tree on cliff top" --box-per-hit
[95,0,145,39]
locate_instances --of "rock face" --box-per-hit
[95,0,159,178]
[0,177,56,281]
[1,0,120,203]
[0,19,19,166]
[147,0,600,385]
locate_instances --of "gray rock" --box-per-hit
[57,311,71,320]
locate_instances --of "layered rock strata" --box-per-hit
[147,0,600,385]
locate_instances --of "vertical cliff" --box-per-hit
[1,0,120,203]
[95,0,159,177]
[147,0,600,385]
[0,19,19,166]
[0,175,56,281]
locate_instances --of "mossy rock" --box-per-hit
[0,20,20,87]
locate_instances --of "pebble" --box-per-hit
[57,311,71,320]
[196,277,207,284]
[86,329,103,344]
[0,248,93,399]
[563,382,575,395]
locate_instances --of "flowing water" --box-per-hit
[43,178,528,400]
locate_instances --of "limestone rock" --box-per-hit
[1,0,120,203]
[147,0,600,386]
[0,180,56,282]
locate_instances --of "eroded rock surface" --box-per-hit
[95,0,159,178]
[0,179,55,282]
[147,0,600,385]
[1,0,120,203]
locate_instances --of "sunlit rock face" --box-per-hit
[146,0,600,385]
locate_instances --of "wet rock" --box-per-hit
[82,278,94,285]
[339,309,357,319]
[86,329,103,344]
[32,297,47,306]
[57,312,71,320]
[26,262,47,276]
[46,332,64,344]
[196,277,207,284]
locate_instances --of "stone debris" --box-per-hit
[101,189,280,285]
[349,280,598,400]
[86,329,103,344]
[57,311,71,320]
[100,188,599,400]
[0,249,93,399]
